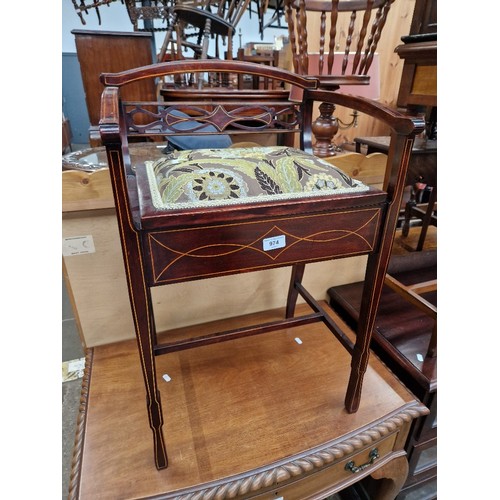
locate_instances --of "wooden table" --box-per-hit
[68,303,428,500]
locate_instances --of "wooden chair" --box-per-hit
[285,0,394,85]
[99,59,424,469]
[402,179,437,251]
[124,0,172,31]
[284,0,395,155]
[157,0,251,63]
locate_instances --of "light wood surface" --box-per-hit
[62,169,114,212]
[69,303,428,499]
[324,152,387,190]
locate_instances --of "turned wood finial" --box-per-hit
[312,102,338,157]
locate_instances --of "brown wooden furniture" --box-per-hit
[285,0,394,86]
[395,38,437,111]
[394,36,437,248]
[354,136,437,251]
[72,29,157,146]
[328,251,437,499]
[236,47,281,89]
[283,0,395,157]
[394,0,437,252]
[62,148,389,349]
[157,0,251,65]
[124,0,171,32]
[255,0,287,37]
[98,59,423,470]
[68,303,428,499]
[329,4,438,493]
[402,180,436,252]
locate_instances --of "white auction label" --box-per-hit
[263,234,286,251]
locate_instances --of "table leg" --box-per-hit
[371,455,409,500]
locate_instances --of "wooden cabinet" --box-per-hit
[328,252,437,499]
[72,30,157,145]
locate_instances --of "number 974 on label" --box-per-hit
[263,235,286,251]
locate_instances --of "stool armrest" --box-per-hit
[99,87,121,143]
[307,89,425,136]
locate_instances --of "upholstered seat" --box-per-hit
[145,146,369,210]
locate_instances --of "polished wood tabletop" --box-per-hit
[69,303,427,499]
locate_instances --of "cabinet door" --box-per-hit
[73,30,156,126]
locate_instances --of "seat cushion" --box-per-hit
[145,146,369,210]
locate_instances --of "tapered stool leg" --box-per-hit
[345,135,416,413]
[105,146,168,469]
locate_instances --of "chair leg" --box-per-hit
[416,186,437,251]
[105,150,168,470]
[122,257,168,469]
[345,134,416,413]
[157,12,177,63]
[286,263,306,318]
[199,19,212,89]
[427,321,437,358]
[131,283,168,469]
[401,196,416,238]
[344,252,389,413]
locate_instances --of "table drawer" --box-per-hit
[146,208,382,284]
[246,432,399,500]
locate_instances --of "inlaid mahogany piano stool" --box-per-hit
[96,59,425,473]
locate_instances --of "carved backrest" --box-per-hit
[284,0,395,81]
[100,60,320,150]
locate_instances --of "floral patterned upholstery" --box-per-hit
[145,146,369,210]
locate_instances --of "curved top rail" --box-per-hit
[100,60,319,90]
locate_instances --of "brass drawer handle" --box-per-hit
[344,448,380,473]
